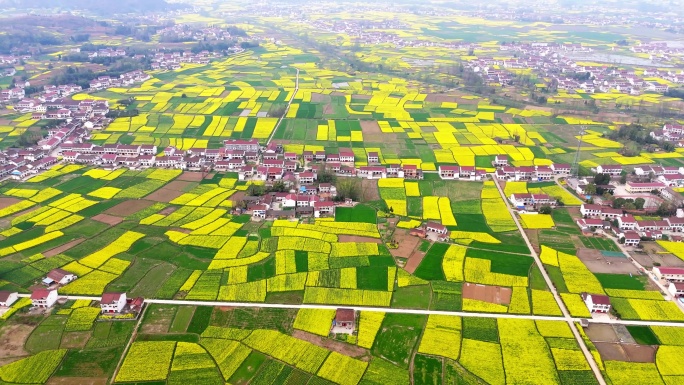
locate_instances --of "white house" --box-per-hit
[0,291,18,307]
[596,165,622,176]
[623,231,641,246]
[31,289,58,308]
[668,282,684,297]
[653,266,684,282]
[100,292,127,313]
[44,268,77,285]
[425,222,448,235]
[581,292,611,313]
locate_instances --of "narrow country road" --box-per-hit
[266,67,299,146]
[491,177,608,385]
[21,294,684,328]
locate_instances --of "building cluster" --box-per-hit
[86,48,127,59]
[0,147,58,181]
[653,266,684,298]
[19,98,110,123]
[493,162,571,181]
[650,124,684,147]
[242,188,340,219]
[0,67,16,78]
[9,70,149,116]
[158,25,237,41]
[150,50,239,70]
[576,203,684,246]
[88,70,151,90]
[465,42,674,95]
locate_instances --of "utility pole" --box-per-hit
[571,126,586,178]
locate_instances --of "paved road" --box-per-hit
[22,293,684,328]
[491,178,607,385]
[266,68,299,146]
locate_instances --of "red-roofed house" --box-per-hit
[623,231,641,246]
[100,292,127,313]
[438,165,459,180]
[46,268,77,285]
[596,165,622,176]
[668,282,684,297]
[582,293,611,313]
[31,289,58,308]
[653,266,684,282]
[314,201,335,218]
[425,222,448,235]
[0,291,18,307]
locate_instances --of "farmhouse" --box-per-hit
[653,266,684,282]
[425,222,448,235]
[438,165,459,180]
[493,155,508,167]
[31,289,58,308]
[44,268,77,285]
[100,292,127,313]
[625,182,666,193]
[576,218,608,230]
[0,291,18,307]
[581,293,611,313]
[333,308,355,335]
[623,231,641,246]
[595,165,622,176]
[668,282,684,297]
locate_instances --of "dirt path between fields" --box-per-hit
[292,330,369,360]
[43,238,85,257]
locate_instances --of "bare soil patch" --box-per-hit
[159,206,178,215]
[585,324,620,343]
[163,180,194,191]
[91,214,123,226]
[47,377,107,385]
[425,94,458,103]
[360,121,382,135]
[0,324,32,359]
[60,331,91,349]
[390,229,420,259]
[623,344,657,363]
[229,191,246,203]
[310,93,328,103]
[631,250,684,269]
[338,235,381,244]
[292,330,369,360]
[0,197,21,209]
[43,238,85,257]
[104,200,154,217]
[177,172,204,182]
[595,342,629,361]
[404,249,426,274]
[145,188,185,203]
[462,283,512,305]
[361,179,380,201]
[577,248,639,274]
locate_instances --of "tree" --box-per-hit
[635,197,645,210]
[538,205,552,214]
[247,184,264,197]
[620,174,627,185]
[594,173,611,185]
[584,183,597,195]
[268,181,287,193]
[335,178,362,202]
[317,166,336,184]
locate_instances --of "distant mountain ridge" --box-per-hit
[0,0,182,14]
